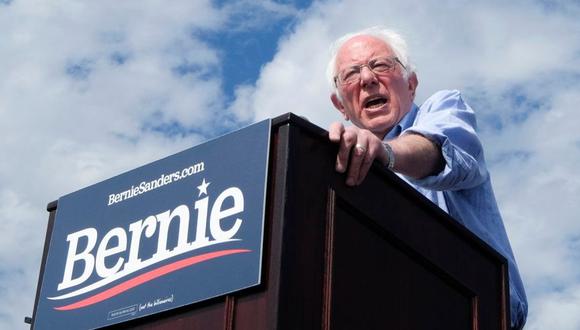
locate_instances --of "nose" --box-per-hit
[359,65,378,88]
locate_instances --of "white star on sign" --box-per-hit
[197,178,210,197]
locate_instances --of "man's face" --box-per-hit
[331,35,417,138]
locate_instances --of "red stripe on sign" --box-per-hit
[54,249,251,311]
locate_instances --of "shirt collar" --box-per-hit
[384,103,419,140]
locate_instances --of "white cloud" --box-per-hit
[490,88,580,292]
[526,283,580,330]
[219,0,302,32]
[0,1,225,180]
[229,16,335,125]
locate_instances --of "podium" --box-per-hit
[32,113,509,329]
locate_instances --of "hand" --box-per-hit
[328,122,389,186]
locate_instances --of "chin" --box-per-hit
[361,123,390,138]
[366,117,393,130]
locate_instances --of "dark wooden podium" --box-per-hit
[34,113,509,329]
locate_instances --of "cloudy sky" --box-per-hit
[1,0,579,328]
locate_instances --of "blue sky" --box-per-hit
[1,0,580,329]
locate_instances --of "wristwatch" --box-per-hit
[382,141,395,170]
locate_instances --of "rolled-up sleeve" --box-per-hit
[404,90,488,191]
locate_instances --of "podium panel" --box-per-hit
[32,113,509,329]
[329,195,473,329]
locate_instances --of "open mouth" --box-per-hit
[363,96,388,110]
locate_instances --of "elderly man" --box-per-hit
[327,27,527,329]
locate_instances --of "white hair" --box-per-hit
[326,26,416,95]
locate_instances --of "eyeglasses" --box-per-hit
[334,56,406,87]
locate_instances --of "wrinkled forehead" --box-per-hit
[336,35,394,69]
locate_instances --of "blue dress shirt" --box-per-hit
[384,90,528,329]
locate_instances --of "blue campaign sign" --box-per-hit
[33,120,271,329]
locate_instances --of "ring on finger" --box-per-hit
[354,143,367,154]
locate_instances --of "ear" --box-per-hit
[407,72,418,101]
[331,93,349,121]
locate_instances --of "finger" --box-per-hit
[346,138,368,186]
[355,136,386,184]
[356,144,377,185]
[336,129,357,173]
[328,122,345,142]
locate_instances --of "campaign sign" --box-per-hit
[33,120,271,330]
